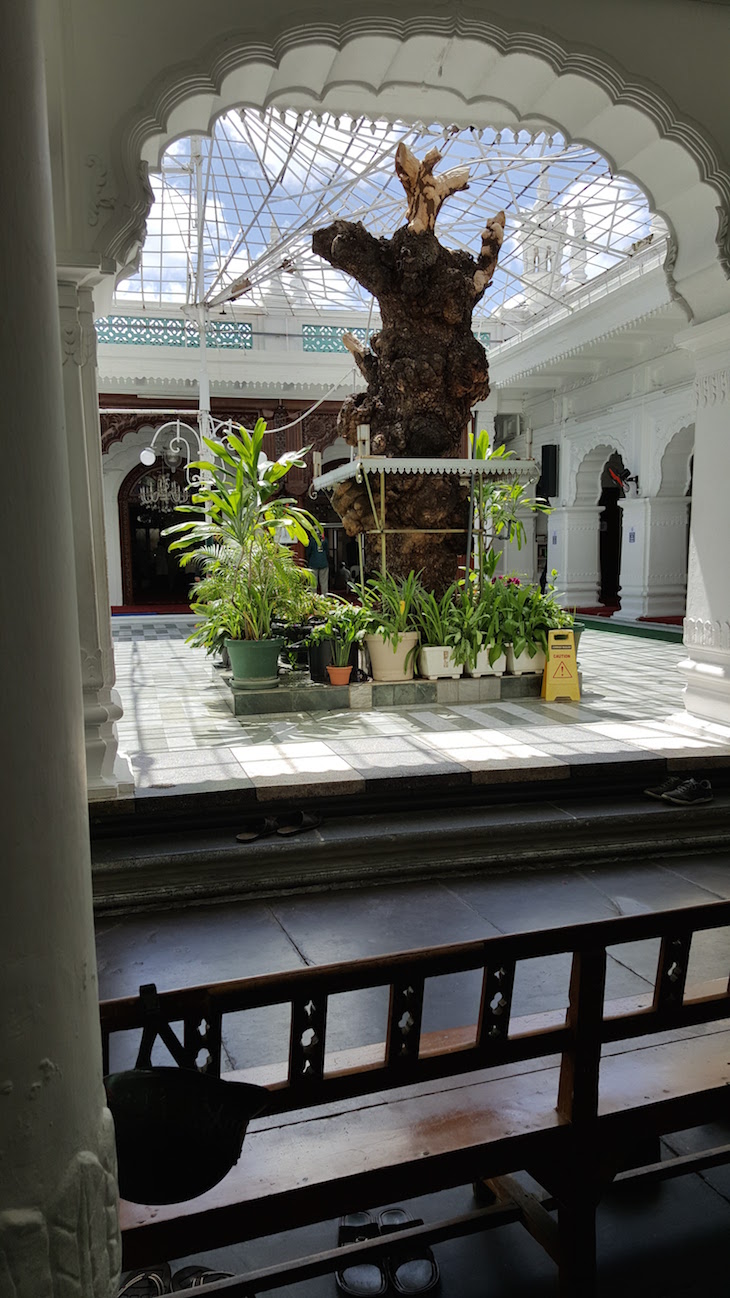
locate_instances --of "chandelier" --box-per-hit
[137,473,187,509]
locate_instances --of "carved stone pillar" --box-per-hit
[676,316,730,724]
[58,274,133,800]
[617,496,690,620]
[548,506,601,607]
[0,2,121,1292]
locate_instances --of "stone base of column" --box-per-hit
[85,686,134,800]
[680,620,730,726]
[560,583,602,608]
[617,590,687,621]
[0,1110,120,1296]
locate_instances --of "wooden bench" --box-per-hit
[100,898,730,1296]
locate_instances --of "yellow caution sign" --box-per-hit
[542,629,581,702]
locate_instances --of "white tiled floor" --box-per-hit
[111,620,730,794]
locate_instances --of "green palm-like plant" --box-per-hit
[469,433,551,595]
[162,419,321,643]
[413,583,460,648]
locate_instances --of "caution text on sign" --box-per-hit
[541,629,580,701]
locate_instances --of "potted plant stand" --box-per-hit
[225,637,285,690]
[365,631,420,683]
[506,644,547,676]
[417,646,462,681]
[465,647,507,678]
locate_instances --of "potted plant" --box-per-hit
[325,602,366,685]
[413,583,462,680]
[360,570,421,682]
[306,600,364,684]
[164,419,321,689]
[468,433,551,596]
[497,577,562,675]
[448,578,507,677]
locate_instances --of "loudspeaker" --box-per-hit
[540,444,559,499]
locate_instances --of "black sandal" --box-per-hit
[335,1211,387,1296]
[275,811,322,836]
[235,816,277,842]
[379,1208,439,1295]
[171,1266,237,1290]
[118,1264,172,1296]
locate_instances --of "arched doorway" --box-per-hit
[118,461,199,607]
[598,451,627,608]
[572,442,627,611]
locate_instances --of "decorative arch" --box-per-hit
[100,17,730,320]
[573,443,624,506]
[116,459,196,606]
[657,424,694,499]
[569,432,632,505]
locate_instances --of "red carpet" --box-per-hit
[111,604,193,615]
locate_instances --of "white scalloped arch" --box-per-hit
[572,439,630,506]
[101,17,730,322]
[658,424,694,499]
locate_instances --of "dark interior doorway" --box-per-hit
[119,463,200,607]
[598,451,625,607]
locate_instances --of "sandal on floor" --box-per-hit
[275,811,322,837]
[171,1266,236,1290]
[336,1212,387,1296]
[235,816,277,842]
[118,1265,172,1296]
[379,1208,440,1295]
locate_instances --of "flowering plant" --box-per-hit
[496,575,573,659]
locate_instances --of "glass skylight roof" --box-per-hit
[115,109,665,328]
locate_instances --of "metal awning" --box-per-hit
[312,456,538,491]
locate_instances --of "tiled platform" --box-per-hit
[110,621,730,801]
[222,667,543,714]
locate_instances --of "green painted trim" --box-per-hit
[580,616,683,643]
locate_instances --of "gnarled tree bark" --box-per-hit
[312,146,504,592]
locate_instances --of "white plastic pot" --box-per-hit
[465,647,507,678]
[506,645,547,676]
[365,631,420,682]
[417,646,462,681]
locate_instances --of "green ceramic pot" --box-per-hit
[225,637,285,690]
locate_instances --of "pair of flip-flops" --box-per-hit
[235,810,321,842]
[118,1265,246,1293]
[336,1208,440,1296]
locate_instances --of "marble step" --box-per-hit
[91,788,730,914]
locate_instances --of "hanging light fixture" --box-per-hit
[137,473,187,510]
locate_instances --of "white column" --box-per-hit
[0,3,120,1293]
[676,315,730,723]
[617,496,690,620]
[58,274,134,800]
[548,506,601,607]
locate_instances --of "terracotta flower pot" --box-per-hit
[325,663,353,685]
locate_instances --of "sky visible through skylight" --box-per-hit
[115,109,663,328]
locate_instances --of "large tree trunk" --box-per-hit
[312,196,504,593]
